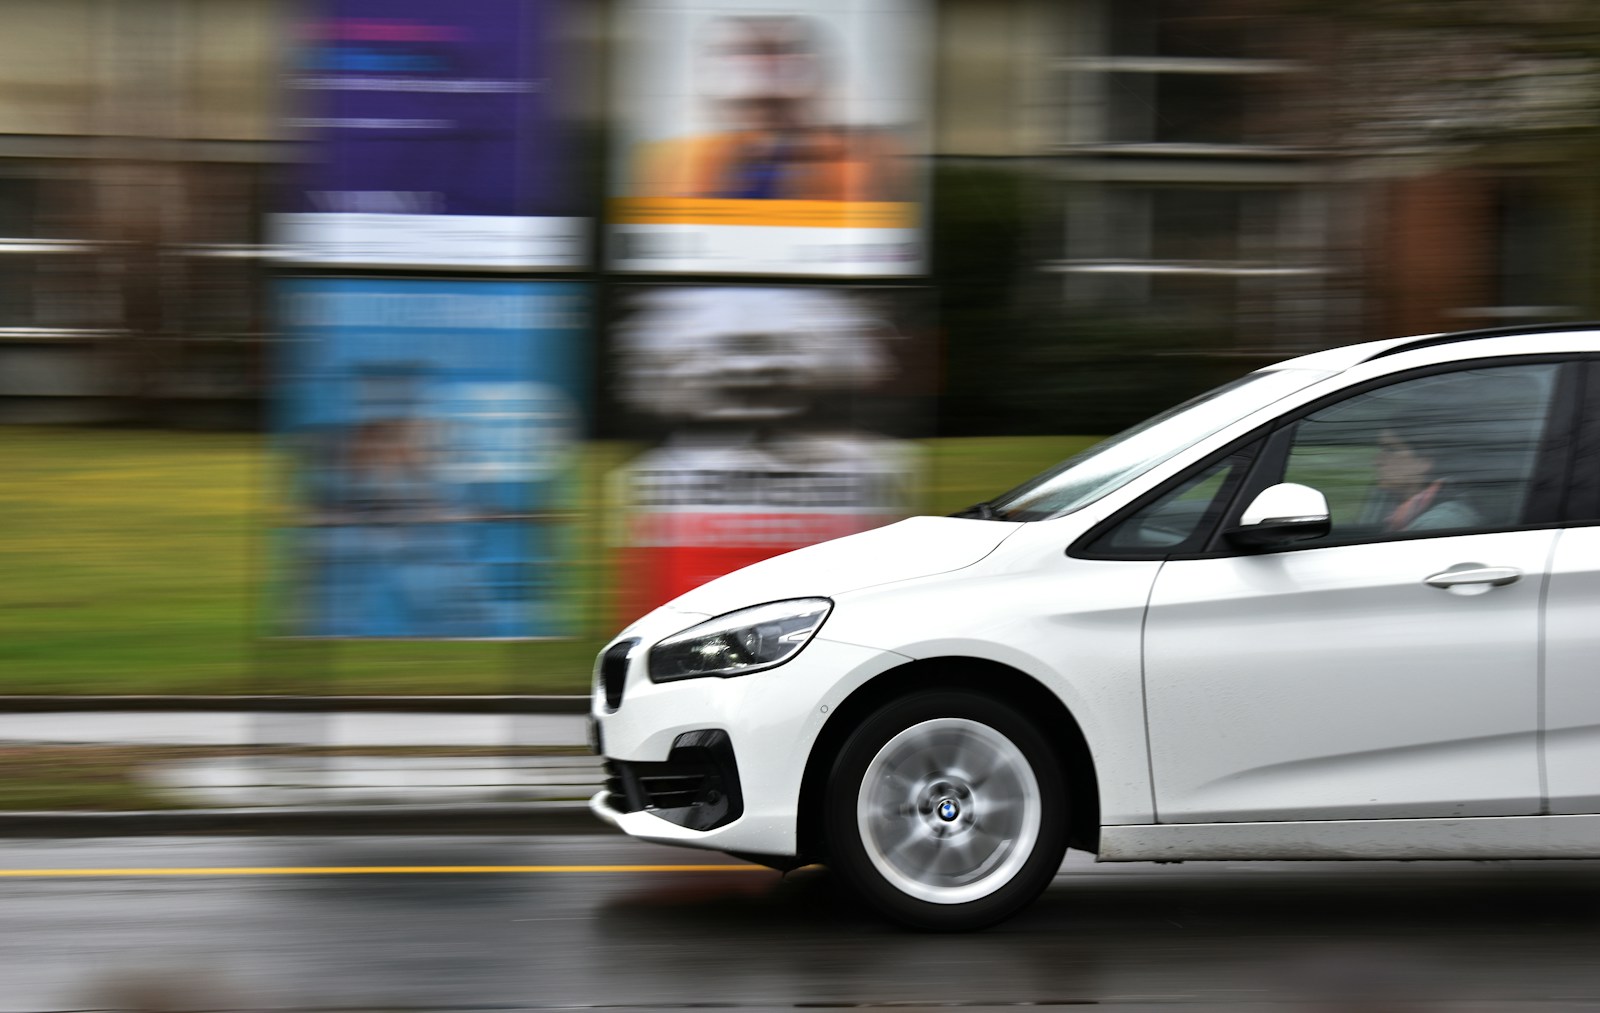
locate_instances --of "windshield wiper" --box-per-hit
[950,500,1005,520]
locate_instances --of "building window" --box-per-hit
[1052,0,1346,352]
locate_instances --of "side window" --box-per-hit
[1090,448,1255,555]
[1277,363,1560,544]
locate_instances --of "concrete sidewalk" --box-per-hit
[0,710,588,749]
[0,700,614,835]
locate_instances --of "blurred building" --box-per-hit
[0,0,1593,428]
[936,0,1591,348]
[0,0,283,426]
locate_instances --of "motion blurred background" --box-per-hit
[3,0,1598,697]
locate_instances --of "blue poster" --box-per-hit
[277,278,587,639]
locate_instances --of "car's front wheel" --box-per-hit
[824,689,1068,930]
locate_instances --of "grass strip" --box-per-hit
[0,428,1096,696]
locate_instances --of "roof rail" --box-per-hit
[1365,321,1600,361]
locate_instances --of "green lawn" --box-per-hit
[0,428,1095,695]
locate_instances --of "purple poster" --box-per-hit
[277,0,586,268]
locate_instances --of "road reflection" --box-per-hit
[591,859,1600,1010]
[4,838,1598,1012]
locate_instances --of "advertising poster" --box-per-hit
[277,0,586,269]
[277,278,586,639]
[609,284,929,623]
[608,0,928,276]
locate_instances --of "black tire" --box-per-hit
[823,689,1068,931]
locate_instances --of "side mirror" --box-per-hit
[1225,483,1331,548]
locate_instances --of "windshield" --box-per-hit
[982,368,1327,521]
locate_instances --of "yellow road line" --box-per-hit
[0,864,771,878]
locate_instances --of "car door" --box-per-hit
[1137,360,1570,824]
[1542,359,1600,815]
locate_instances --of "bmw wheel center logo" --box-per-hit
[937,798,960,822]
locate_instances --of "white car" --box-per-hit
[590,325,1600,930]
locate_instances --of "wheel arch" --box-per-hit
[797,656,1101,862]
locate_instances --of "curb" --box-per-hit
[0,801,617,837]
[0,695,591,714]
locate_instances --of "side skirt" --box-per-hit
[1099,814,1600,861]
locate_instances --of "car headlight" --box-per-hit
[648,598,833,683]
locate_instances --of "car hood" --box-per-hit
[657,516,1022,620]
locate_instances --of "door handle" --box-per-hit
[1424,565,1522,591]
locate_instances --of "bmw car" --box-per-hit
[590,323,1600,930]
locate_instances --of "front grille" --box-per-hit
[599,638,637,712]
[602,730,742,831]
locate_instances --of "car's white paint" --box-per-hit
[596,604,911,856]
[1541,526,1600,815]
[1099,814,1600,861]
[592,328,1600,863]
[1237,482,1328,526]
[818,536,1163,825]
[1144,529,1555,823]
[660,515,1024,619]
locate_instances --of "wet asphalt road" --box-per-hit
[5,836,1600,1012]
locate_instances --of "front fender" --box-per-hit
[822,560,1163,826]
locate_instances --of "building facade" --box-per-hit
[0,0,1591,427]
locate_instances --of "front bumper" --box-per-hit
[590,609,911,858]
[603,729,742,832]
[589,787,745,846]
